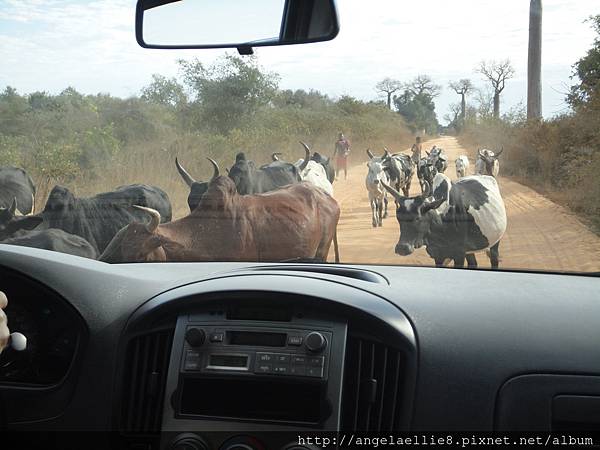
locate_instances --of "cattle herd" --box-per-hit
[0,141,507,268]
[366,144,507,268]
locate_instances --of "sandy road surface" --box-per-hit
[330,136,600,272]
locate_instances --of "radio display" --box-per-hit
[227,331,287,347]
[208,354,249,368]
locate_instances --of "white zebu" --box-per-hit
[455,155,470,179]
[382,173,507,268]
[294,142,334,196]
[365,150,389,227]
[475,148,502,178]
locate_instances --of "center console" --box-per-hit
[160,303,347,450]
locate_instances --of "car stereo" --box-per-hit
[181,326,332,379]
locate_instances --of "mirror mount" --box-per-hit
[135,0,339,51]
[237,45,254,56]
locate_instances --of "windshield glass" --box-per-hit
[1,0,599,273]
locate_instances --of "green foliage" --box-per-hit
[569,15,600,107]
[0,54,413,215]
[141,74,187,107]
[393,89,439,134]
[178,54,279,133]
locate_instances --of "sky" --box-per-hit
[0,0,598,122]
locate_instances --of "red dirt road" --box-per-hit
[330,136,600,272]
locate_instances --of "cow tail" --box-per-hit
[333,230,340,263]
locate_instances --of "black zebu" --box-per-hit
[382,173,507,268]
[227,152,301,195]
[0,199,43,241]
[175,157,221,212]
[310,152,335,184]
[176,154,302,212]
[0,166,36,216]
[38,184,172,254]
[1,228,97,259]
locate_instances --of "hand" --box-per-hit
[0,291,9,353]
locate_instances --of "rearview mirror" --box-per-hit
[136,0,340,53]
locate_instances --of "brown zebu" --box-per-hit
[100,175,340,263]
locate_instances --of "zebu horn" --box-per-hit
[422,181,432,197]
[421,196,445,214]
[478,149,485,158]
[207,157,220,180]
[175,157,196,187]
[299,141,311,171]
[271,152,282,161]
[133,205,161,233]
[383,147,391,159]
[495,147,503,158]
[381,181,404,203]
[366,149,375,159]
[9,197,17,215]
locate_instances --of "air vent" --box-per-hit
[120,328,173,436]
[341,334,404,431]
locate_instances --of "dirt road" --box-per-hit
[331,136,600,272]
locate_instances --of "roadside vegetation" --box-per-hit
[456,15,600,231]
[0,55,413,217]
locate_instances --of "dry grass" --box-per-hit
[30,129,414,221]
[457,116,600,234]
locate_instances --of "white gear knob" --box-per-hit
[9,332,27,351]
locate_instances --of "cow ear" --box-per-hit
[6,215,43,234]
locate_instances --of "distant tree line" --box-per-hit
[0,54,412,207]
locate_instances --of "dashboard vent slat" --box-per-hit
[342,334,404,432]
[120,329,173,436]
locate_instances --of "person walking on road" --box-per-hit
[411,136,423,165]
[334,132,351,180]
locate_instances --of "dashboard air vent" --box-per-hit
[120,328,173,436]
[341,334,404,431]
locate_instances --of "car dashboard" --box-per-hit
[0,245,599,450]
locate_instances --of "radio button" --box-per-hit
[185,328,206,347]
[292,355,306,365]
[273,365,289,374]
[274,353,290,363]
[184,361,201,370]
[288,336,303,346]
[307,356,325,367]
[307,366,324,377]
[255,364,272,374]
[289,365,306,376]
[257,352,274,362]
[305,332,327,353]
[184,351,201,371]
[208,332,224,343]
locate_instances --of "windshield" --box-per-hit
[1,0,599,273]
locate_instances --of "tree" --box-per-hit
[474,87,495,119]
[568,15,600,107]
[527,0,543,120]
[404,74,441,98]
[393,76,439,134]
[443,102,462,129]
[477,59,515,119]
[375,78,402,109]
[178,54,279,133]
[449,79,473,124]
[141,74,187,107]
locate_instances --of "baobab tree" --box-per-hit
[449,79,473,122]
[527,0,542,120]
[404,74,441,98]
[477,59,515,119]
[375,77,402,109]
